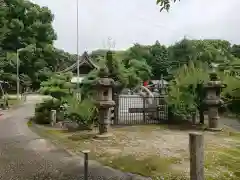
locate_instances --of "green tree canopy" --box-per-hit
[0,0,77,91]
[231,44,240,59]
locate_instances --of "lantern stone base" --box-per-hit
[95,133,113,140]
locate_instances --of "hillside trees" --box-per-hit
[121,42,171,80]
[81,51,152,97]
[148,41,170,79]
[87,39,239,86]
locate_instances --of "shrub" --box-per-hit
[221,74,240,115]
[34,98,62,124]
[167,61,208,120]
[64,96,97,129]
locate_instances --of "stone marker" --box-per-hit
[189,132,204,180]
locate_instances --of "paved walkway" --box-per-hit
[220,116,240,131]
[0,95,149,180]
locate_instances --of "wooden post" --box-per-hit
[51,110,57,127]
[82,150,90,180]
[189,132,204,180]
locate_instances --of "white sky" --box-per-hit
[32,0,240,54]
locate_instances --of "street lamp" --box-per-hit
[76,0,80,87]
[16,48,25,100]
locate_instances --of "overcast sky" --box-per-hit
[32,0,240,54]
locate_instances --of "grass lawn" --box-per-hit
[29,123,240,180]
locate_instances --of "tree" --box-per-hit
[156,0,180,11]
[81,50,152,96]
[0,0,58,90]
[149,41,170,79]
[126,59,152,88]
[168,38,196,68]
[168,39,233,73]
[231,44,240,59]
[39,72,74,99]
[122,44,150,68]
[1,0,56,51]
[167,61,209,120]
[0,0,79,91]
[122,43,172,80]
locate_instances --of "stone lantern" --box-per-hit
[203,64,226,130]
[94,67,115,137]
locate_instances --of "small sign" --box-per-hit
[129,106,166,113]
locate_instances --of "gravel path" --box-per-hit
[0,95,149,180]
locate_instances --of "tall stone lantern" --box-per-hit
[94,67,115,137]
[203,64,226,130]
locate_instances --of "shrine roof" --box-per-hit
[61,51,99,73]
[78,51,99,69]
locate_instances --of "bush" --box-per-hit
[64,96,97,128]
[34,98,62,124]
[221,74,240,115]
[167,62,208,120]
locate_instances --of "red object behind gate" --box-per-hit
[143,81,148,87]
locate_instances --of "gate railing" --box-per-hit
[112,95,168,125]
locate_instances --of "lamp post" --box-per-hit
[16,48,24,100]
[76,0,80,89]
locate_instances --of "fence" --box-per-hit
[112,94,168,125]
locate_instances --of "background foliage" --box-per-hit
[3,0,240,124]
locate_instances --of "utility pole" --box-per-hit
[16,50,19,100]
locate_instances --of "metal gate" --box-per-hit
[112,95,168,125]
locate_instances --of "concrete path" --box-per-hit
[220,116,240,131]
[0,95,148,180]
